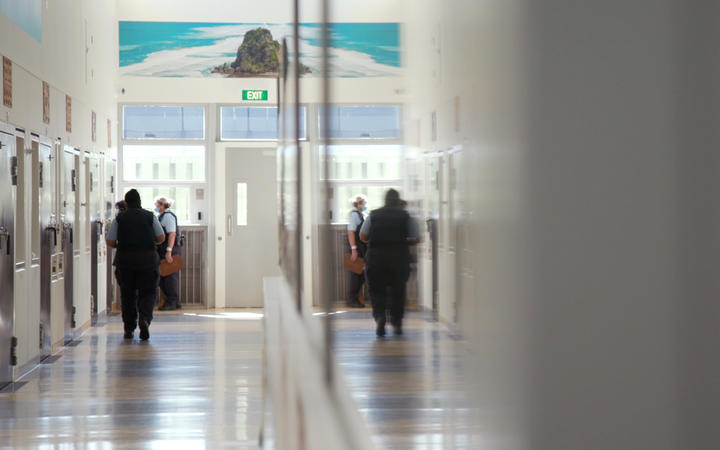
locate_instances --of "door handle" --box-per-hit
[227,215,232,236]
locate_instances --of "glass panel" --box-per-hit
[122,145,205,182]
[123,105,205,140]
[125,186,191,224]
[319,105,401,139]
[220,106,306,140]
[236,182,248,226]
[331,185,402,224]
[321,145,403,181]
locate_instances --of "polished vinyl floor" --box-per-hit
[1,309,478,449]
[334,310,482,450]
[0,310,265,449]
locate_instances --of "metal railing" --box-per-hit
[178,226,207,306]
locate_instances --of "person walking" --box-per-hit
[346,194,368,308]
[154,197,182,311]
[360,189,420,336]
[106,189,165,340]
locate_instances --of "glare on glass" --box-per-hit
[123,105,205,140]
[123,145,205,182]
[236,182,248,226]
[220,106,306,140]
[127,186,190,223]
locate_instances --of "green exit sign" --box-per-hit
[243,90,268,101]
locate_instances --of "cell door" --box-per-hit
[225,148,280,307]
[424,153,442,318]
[0,127,16,388]
[62,148,77,342]
[105,158,116,313]
[89,156,101,320]
[38,142,57,358]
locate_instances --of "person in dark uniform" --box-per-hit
[106,189,165,340]
[346,194,368,308]
[154,196,182,311]
[360,189,421,336]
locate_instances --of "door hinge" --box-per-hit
[71,306,76,328]
[10,156,17,186]
[39,162,44,188]
[10,336,17,366]
[39,324,44,348]
[71,169,76,191]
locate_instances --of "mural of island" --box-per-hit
[119,22,400,78]
[210,27,309,77]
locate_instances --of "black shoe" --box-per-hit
[346,300,364,308]
[123,331,133,339]
[376,317,386,336]
[393,323,403,335]
[139,320,150,341]
[158,304,175,311]
[175,303,182,310]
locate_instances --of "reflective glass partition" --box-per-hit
[123,105,205,140]
[220,106,307,140]
[318,105,401,139]
[321,144,403,222]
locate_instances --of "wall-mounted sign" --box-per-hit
[42,81,50,124]
[65,95,72,132]
[243,90,268,101]
[3,57,11,108]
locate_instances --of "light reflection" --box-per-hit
[184,312,264,320]
[312,310,347,316]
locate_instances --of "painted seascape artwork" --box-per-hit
[119,22,401,78]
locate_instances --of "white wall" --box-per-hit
[117,0,402,24]
[0,0,118,369]
[0,0,118,156]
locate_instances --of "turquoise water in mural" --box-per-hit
[118,21,400,78]
[0,0,42,42]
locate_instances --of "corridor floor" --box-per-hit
[0,310,264,449]
[334,311,483,450]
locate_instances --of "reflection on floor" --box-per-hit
[0,310,264,449]
[334,310,482,450]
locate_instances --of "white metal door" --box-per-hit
[225,149,280,307]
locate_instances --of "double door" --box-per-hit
[0,127,17,388]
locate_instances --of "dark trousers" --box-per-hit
[159,271,180,307]
[346,270,365,304]
[116,265,159,332]
[366,264,409,325]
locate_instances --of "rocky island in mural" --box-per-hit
[211,27,310,77]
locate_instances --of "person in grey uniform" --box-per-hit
[106,189,165,340]
[346,194,368,308]
[155,197,182,311]
[360,189,421,336]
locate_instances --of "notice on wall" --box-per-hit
[42,81,50,124]
[3,57,11,108]
[65,95,72,132]
[107,119,112,147]
[91,111,97,142]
